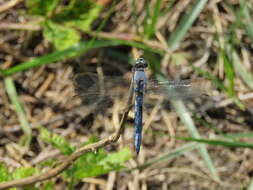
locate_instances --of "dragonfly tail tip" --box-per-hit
[135,148,140,155]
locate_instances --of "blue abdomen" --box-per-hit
[134,81,144,154]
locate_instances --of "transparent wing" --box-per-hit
[74,72,130,113]
[147,78,211,100]
[74,72,211,112]
[145,78,213,112]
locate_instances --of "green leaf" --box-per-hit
[98,147,132,169]
[80,136,99,147]
[39,126,75,155]
[65,147,132,179]
[64,4,102,32]
[43,20,81,50]
[24,186,39,190]
[41,181,54,190]
[0,163,9,182]
[12,167,37,180]
[52,0,102,32]
[26,0,60,16]
[38,159,56,168]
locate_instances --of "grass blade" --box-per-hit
[220,48,235,96]
[240,0,253,44]
[248,178,253,190]
[171,100,219,180]
[162,0,219,179]
[192,65,245,109]
[1,40,121,76]
[136,143,199,170]
[178,137,253,149]
[143,0,162,39]
[232,48,253,90]
[224,132,253,139]
[1,39,163,77]
[167,0,208,51]
[4,77,32,147]
[156,74,219,180]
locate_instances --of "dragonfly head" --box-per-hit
[134,58,148,70]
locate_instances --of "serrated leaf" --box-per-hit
[52,0,102,32]
[64,4,102,32]
[0,163,9,182]
[43,20,81,50]
[39,126,75,155]
[64,147,132,179]
[41,181,54,190]
[12,167,37,180]
[98,147,132,170]
[26,0,60,16]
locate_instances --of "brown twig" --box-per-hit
[89,31,172,55]
[0,22,41,31]
[0,0,23,13]
[0,77,134,190]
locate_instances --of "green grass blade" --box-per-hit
[220,47,245,109]
[224,132,253,139]
[232,48,253,90]
[248,178,253,190]
[192,66,227,91]
[240,0,253,44]
[178,137,253,149]
[193,115,224,135]
[156,74,219,180]
[220,48,235,96]
[136,143,199,170]
[0,68,6,76]
[194,116,253,139]
[2,39,163,77]
[171,100,219,180]
[131,0,139,34]
[167,0,208,51]
[1,40,121,76]
[4,77,32,147]
[161,0,176,16]
[192,65,245,109]
[144,0,162,39]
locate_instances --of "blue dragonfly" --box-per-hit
[74,58,210,154]
[132,58,148,154]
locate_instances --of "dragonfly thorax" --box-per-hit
[134,58,148,71]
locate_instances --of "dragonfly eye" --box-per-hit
[135,58,148,68]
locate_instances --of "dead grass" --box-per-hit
[1,0,253,189]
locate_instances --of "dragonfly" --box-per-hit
[74,58,210,154]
